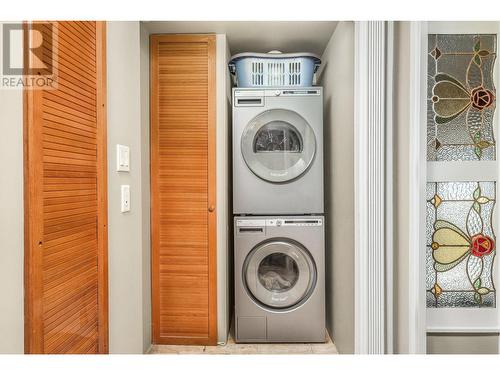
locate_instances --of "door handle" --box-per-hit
[208,205,215,212]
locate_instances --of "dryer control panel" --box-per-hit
[233,87,322,107]
[278,89,321,96]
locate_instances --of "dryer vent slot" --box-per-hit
[236,98,263,106]
[238,227,264,233]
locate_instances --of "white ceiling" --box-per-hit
[143,21,338,56]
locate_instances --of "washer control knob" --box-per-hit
[275,90,281,96]
[276,220,282,227]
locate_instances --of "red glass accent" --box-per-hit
[471,87,495,110]
[471,234,495,257]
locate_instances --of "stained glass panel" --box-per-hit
[426,181,496,308]
[427,34,497,161]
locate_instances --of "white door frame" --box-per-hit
[407,21,428,354]
[408,20,500,354]
[354,21,394,354]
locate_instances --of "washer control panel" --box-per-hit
[268,218,322,227]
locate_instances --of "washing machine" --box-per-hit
[234,216,325,343]
[232,87,324,215]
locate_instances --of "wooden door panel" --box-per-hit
[24,21,107,354]
[151,34,217,345]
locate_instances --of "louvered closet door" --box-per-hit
[24,21,108,354]
[150,34,217,345]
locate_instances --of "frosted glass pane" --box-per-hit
[427,34,497,161]
[426,181,496,308]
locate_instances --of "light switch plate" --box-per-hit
[121,185,130,213]
[116,144,130,172]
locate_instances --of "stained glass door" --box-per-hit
[426,22,500,331]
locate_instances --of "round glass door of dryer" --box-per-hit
[240,109,316,183]
[243,240,316,309]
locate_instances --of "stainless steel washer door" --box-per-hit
[241,109,316,183]
[244,240,316,309]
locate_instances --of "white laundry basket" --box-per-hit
[228,51,321,88]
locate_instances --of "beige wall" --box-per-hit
[427,333,499,354]
[318,21,355,354]
[107,21,151,353]
[139,22,152,352]
[0,21,24,354]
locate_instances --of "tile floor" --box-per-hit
[148,332,338,355]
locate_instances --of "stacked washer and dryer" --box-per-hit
[229,52,326,343]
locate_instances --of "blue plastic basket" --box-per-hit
[228,51,321,88]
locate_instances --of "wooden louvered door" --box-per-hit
[150,34,217,345]
[24,21,108,354]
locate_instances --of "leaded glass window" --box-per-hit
[427,34,496,161]
[426,181,496,308]
[426,32,498,311]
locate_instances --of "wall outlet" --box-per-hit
[121,185,130,213]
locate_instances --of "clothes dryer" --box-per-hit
[232,88,324,215]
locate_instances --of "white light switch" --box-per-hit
[116,144,130,172]
[121,185,130,213]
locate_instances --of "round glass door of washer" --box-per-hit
[241,109,316,183]
[243,240,317,309]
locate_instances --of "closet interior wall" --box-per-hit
[318,21,356,354]
[215,34,233,345]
